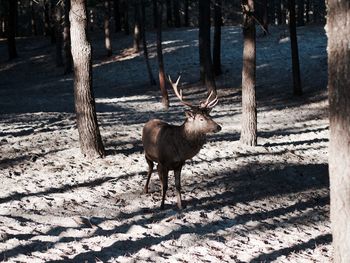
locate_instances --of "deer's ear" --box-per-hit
[185,111,194,120]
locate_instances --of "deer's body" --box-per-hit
[142,119,206,170]
[142,76,221,209]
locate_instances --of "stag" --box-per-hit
[142,75,221,209]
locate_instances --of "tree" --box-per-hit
[199,0,217,95]
[297,0,305,26]
[121,0,129,35]
[141,0,156,86]
[63,0,72,74]
[326,0,350,261]
[104,0,113,56]
[155,0,169,109]
[288,0,302,96]
[70,0,105,158]
[43,0,51,36]
[7,0,17,59]
[184,0,189,27]
[53,2,63,66]
[113,0,121,32]
[133,0,141,52]
[166,0,172,27]
[30,0,37,36]
[173,0,180,27]
[240,0,257,146]
[213,0,222,76]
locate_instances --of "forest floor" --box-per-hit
[0,25,331,262]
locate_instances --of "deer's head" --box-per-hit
[168,75,222,135]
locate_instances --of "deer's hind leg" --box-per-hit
[144,156,154,194]
[157,164,169,209]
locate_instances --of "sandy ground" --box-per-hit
[0,25,331,262]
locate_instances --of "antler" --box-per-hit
[168,75,219,110]
[199,91,219,109]
[168,75,194,108]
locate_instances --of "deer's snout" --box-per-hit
[215,124,222,133]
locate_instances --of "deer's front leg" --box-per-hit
[174,166,183,209]
[157,164,169,209]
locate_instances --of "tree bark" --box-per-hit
[184,0,189,27]
[173,0,181,27]
[54,2,63,66]
[152,0,157,29]
[7,0,18,59]
[43,0,51,36]
[141,0,156,86]
[133,0,141,52]
[240,0,257,146]
[156,1,169,109]
[262,0,269,35]
[30,0,38,36]
[166,0,173,27]
[113,0,121,32]
[63,0,72,74]
[121,0,129,35]
[288,0,302,96]
[70,0,105,158]
[199,0,217,95]
[276,0,283,24]
[297,0,305,26]
[213,0,222,76]
[326,1,350,262]
[104,0,113,56]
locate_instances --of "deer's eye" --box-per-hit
[200,118,204,121]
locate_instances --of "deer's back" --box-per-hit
[142,119,205,169]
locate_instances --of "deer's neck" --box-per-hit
[181,123,206,145]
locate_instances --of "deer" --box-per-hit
[142,75,221,209]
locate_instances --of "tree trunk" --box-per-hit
[70,0,105,158]
[121,0,129,35]
[43,0,51,36]
[184,0,189,27]
[54,2,63,66]
[213,0,222,76]
[7,0,18,59]
[199,0,217,95]
[297,0,305,26]
[166,0,173,27]
[141,0,156,86]
[276,0,283,24]
[63,0,72,74]
[288,0,302,96]
[104,0,113,56]
[173,0,181,27]
[133,0,141,52]
[262,0,269,35]
[240,0,257,146]
[113,0,121,32]
[50,0,57,43]
[305,0,310,23]
[152,0,157,29]
[326,1,350,262]
[156,1,169,109]
[30,0,38,36]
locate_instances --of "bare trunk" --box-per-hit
[199,0,217,95]
[121,0,129,35]
[133,0,141,52]
[156,1,169,109]
[276,0,283,24]
[104,0,113,57]
[213,0,222,76]
[70,0,105,158]
[54,3,63,66]
[63,0,72,74]
[141,0,156,86]
[240,0,257,146]
[289,0,302,96]
[326,0,350,261]
[297,0,305,26]
[184,0,189,27]
[113,0,121,32]
[166,0,173,27]
[173,0,181,27]
[262,0,268,35]
[30,0,37,36]
[152,0,157,29]
[7,0,17,59]
[43,0,51,36]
